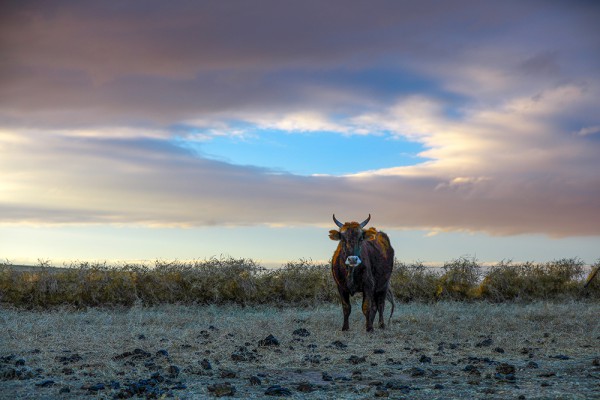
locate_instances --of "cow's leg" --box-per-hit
[362,293,375,332]
[375,291,386,329]
[339,289,351,331]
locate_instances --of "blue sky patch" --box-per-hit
[176,128,428,175]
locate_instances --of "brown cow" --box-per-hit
[329,214,395,332]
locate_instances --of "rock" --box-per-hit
[463,365,481,376]
[249,375,261,385]
[374,389,389,397]
[385,380,411,391]
[15,358,25,366]
[138,334,146,340]
[167,365,180,378]
[87,383,105,391]
[207,382,236,396]
[265,385,292,396]
[330,340,347,349]
[538,371,556,377]
[156,349,169,357]
[201,358,212,370]
[35,380,55,388]
[494,347,505,353]
[56,353,82,364]
[408,367,426,377]
[419,355,432,363]
[293,328,311,337]
[550,354,570,360]
[150,372,165,383]
[322,372,333,381]
[220,369,237,378]
[172,383,187,390]
[476,338,493,347]
[373,349,385,354]
[59,387,71,394]
[296,381,316,392]
[348,355,366,364]
[496,363,516,375]
[0,365,17,380]
[434,383,444,389]
[61,367,74,375]
[592,358,600,367]
[526,361,539,369]
[259,334,280,347]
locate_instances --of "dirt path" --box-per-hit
[1,302,599,399]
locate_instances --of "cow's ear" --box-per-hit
[363,227,377,241]
[329,230,341,241]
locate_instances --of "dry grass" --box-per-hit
[1,302,599,399]
[1,257,599,308]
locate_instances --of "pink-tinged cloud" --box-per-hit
[1,1,599,237]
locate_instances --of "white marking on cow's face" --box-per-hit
[345,256,362,267]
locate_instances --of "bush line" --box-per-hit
[0,257,598,308]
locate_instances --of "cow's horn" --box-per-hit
[359,214,371,228]
[333,214,344,228]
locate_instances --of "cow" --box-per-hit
[329,214,395,332]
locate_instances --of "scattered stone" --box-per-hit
[15,358,25,366]
[526,361,539,369]
[113,349,150,361]
[0,365,18,380]
[35,380,55,388]
[156,349,169,357]
[296,381,316,392]
[265,384,292,396]
[330,340,347,349]
[592,358,600,367]
[408,367,426,377]
[369,380,383,386]
[220,369,237,378]
[59,387,71,394]
[385,380,411,391]
[172,383,187,390]
[56,353,82,364]
[539,371,556,377]
[463,365,481,376]
[87,383,105,391]
[293,328,310,337]
[419,355,432,363]
[373,349,386,354]
[434,383,445,389]
[550,354,570,360]
[348,355,366,365]
[150,372,164,383]
[138,334,146,340]
[249,375,262,385]
[494,372,516,382]
[61,367,74,375]
[322,372,333,381]
[167,365,180,378]
[201,359,213,370]
[476,338,493,347]
[207,382,236,397]
[496,363,516,375]
[494,347,505,353]
[259,334,280,347]
[374,389,389,397]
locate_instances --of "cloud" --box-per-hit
[1,1,599,238]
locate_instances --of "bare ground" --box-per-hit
[1,301,599,399]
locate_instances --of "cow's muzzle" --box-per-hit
[345,256,362,267]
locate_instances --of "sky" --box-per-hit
[1,1,599,267]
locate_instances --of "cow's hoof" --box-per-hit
[366,327,374,333]
[342,326,349,331]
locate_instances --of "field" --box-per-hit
[1,258,599,399]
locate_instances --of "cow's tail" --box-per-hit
[386,287,395,326]
[584,265,600,289]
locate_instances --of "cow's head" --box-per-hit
[329,214,376,268]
